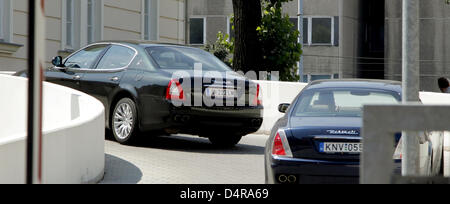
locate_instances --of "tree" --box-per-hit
[258,0,302,81]
[232,0,263,74]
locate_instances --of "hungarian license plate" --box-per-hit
[319,143,363,153]
[205,87,236,98]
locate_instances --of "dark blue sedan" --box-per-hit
[264,79,403,184]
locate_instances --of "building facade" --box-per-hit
[0,0,186,72]
[187,0,363,83]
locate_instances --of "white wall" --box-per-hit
[255,80,308,135]
[0,75,105,184]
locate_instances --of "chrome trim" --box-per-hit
[56,42,139,72]
[314,136,362,141]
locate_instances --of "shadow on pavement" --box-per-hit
[105,131,266,155]
[100,154,143,184]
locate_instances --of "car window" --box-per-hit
[130,54,157,71]
[96,45,136,69]
[64,44,108,69]
[146,46,232,72]
[293,89,400,117]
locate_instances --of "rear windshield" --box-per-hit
[146,46,232,72]
[293,89,400,117]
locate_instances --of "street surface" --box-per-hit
[101,133,269,184]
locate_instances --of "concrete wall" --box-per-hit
[256,80,308,135]
[385,0,450,92]
[0,0,185,73]
[0,75,105,184]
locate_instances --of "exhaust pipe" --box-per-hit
[278,175,288,183]
[288,175,297,183]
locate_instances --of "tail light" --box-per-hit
[253,84,263,106]
[272,129,293,158]
[166,79,185,101]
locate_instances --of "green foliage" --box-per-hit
[257,0,303,81]
[204,31,234,68]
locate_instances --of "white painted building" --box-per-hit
[0,0,186,72]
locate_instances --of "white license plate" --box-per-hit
[205,88,236,98]
[319,143,363,153]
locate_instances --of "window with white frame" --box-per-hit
[289,17,308,44]
[189,17,205,45]
[302,16,339,46]
[143,0,158,41]
[302,73,340,83]
[87,0,95,44]
[66,0,74,48]
[0,0,4,41]
[86,0,103,44]
[0,0,12,43]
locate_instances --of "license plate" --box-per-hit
[205,87,236,98]
[319,143,363,153]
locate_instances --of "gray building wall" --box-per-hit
[187,0,362,82]
[386,0,450,92]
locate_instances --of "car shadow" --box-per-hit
[100,154,143,184]
[105,131,266,155]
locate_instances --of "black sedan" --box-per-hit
[17,41,263,146]
[265,79,403,184]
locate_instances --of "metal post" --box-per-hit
[402,0,421,176]
[298,0,304,82]
[27,0,46,184]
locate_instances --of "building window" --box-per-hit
[227,16,234,41]
[0,0,12,43]
[143,0,158,41]
[66,0,74,48]
[289,18,308,44]
[311,17,332,44]
[303,16,338,46]
[303,74,339,83]
[189,18,205,45]
[87,0,95,44]
[0,0,4,41]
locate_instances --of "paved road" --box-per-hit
[101,133,269,184]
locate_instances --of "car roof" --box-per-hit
[96,40,191,48]
[306,79,402,93]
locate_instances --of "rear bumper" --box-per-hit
[165,105,264,135]
[268,156,359,184]
[267,156,402,184]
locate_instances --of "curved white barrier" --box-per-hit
[0,75,105,184]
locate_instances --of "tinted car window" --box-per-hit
[293,89,399,117]
[65,44,108,69]
[96,45,136,69]
[146,46,231,72]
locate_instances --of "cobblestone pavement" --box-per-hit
[101,133,269,184]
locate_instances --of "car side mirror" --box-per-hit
[278,103,290,113]
[52,56,64,68]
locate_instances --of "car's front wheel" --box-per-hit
[112,98,138,144]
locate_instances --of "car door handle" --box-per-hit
[110,76,120,82]
[73,75,81,80]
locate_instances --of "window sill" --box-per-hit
[58,49,75,58]
[0,41,24,54]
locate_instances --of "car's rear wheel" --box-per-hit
[112,98,138,144]
[208,133,243,147]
